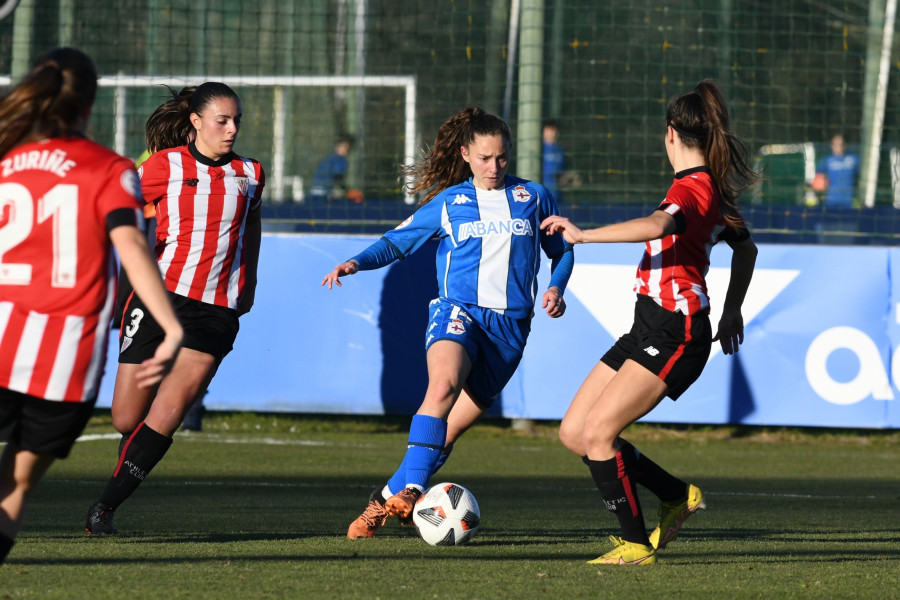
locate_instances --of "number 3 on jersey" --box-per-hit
[0,182,79,287]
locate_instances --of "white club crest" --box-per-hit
[512,185,532,203]
[234,177,250,197]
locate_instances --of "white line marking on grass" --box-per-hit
[712,490,879,500]
[76,432,334,447]
[53,478,339,489]
[531,485,881,500]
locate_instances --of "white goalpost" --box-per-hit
[0,73,419,204]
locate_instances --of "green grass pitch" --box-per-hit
[2,413,898,599]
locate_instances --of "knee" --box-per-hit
[558,420,584,455]
[580,420,617,457]
[422,380,461,416]
[111,412,139,435]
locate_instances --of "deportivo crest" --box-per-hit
[395,214,414,229]
[512,185,532,203]
[447,319,466,335]
[451,194,472,205]
[234,177,250,197]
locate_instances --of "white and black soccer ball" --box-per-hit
[413,482,480,546]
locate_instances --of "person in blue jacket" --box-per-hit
[322,106,575,539]
[542,119,566,200]
[815,134,859,207]
[309,135,354,202]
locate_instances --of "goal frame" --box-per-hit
[0,74,419,204]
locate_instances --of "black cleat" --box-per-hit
[85,502,118,536]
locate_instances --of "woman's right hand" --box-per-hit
[321,260,360,290]
[540,215,584,244]
[136,331,183,388]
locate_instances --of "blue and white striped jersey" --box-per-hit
[382,176,571,319]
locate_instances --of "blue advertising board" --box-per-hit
[96,234,900,429]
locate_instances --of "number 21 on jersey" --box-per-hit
[0,182,78,287]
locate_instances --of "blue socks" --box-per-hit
[386,415,447,494]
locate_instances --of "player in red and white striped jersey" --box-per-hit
[0,48,182,563]
[85,82,264,536]
[541,80,759,565]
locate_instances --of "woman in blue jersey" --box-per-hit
[322,106,575,539]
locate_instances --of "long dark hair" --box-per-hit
[401,106,512,205]
[666,80,760,229]
[0,47,98,157]
[145,81,239,153]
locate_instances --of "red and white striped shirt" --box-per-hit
[0,137,143,402]
[139,144,264,309]
[634,167,727,316]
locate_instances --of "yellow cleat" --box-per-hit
[649,483,706,550]
[588,536,656,565]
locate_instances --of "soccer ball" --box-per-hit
[412,482,480,546]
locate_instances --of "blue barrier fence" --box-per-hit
[96,233,900,429]
[261,200,900,245]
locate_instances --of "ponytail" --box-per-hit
[145,86,196,153]
[401,106,511,204]
[666,80,760,229]
[0,47,97,158]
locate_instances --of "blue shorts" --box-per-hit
[425,298,531,407]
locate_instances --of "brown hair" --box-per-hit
[145,81,239,153]
[0,47,98,157]
[145,86,195,153]
[666,80,760,229]
[401,106,511,205]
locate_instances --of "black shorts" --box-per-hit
[118,291,239,363]
[0,387,96,458]
[601,294,712,400]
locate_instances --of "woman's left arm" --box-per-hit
[542,210,676,244]
[238,207,262,316]
[713,236,758,355]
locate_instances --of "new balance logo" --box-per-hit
[451,194,472,205]
[183,178,199,187]
[644,346,660,356]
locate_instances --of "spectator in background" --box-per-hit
[309,135,361,203]
[814,134,860,207]
[542,120,566,201]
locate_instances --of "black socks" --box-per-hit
[584,451,650,545]
[98,422,172,510]
[616,439,687,503]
